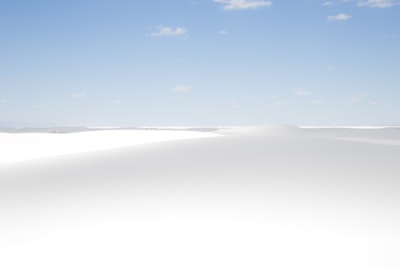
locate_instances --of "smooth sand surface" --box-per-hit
[1,126,400,267]
[0,129,219,164]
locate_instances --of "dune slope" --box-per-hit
[0,127,399,267]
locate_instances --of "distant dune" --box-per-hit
[1,126,399,267]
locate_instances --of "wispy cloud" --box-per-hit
[381,32,398,40]
[341,93,366,105]
[357,0,399,8]
[171,84,192,94]
[71,92,87,99]
[370,101,382,106]
[218,30,229,35]
[308,99,322,104]
[327,13,352,21]
[151,26,188,37]
[275,100,287,105]
[88,107,100,113]
[214,0,272,10]
[224,100,240,109]
[292,88,312,96]
[323,1,334,6]
[0,98,7,104]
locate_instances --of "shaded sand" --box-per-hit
[1,126,400,267]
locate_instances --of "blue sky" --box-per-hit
[0,0,399,126]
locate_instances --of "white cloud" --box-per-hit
[214,0,272,10]
[327,13,352,21]
[151,26,187,37]
[323,1,334,6]
[171,84,192,94]
[218,30,229,35]
[292,88,312,96]
[357,0,399,8]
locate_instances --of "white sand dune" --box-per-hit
[1,126,400,267]
[0,129,219,164]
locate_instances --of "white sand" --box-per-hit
[1,126,400,267]
[0,129,219,164]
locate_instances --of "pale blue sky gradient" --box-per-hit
[1,0,399,126]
